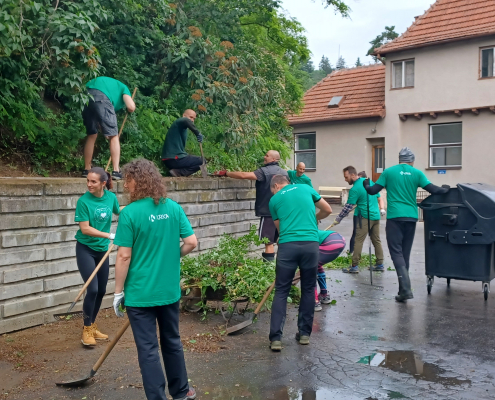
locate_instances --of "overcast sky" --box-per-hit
[280,0,435,68]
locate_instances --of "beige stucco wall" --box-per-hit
[292,118,386,190]
[290,36,495,190]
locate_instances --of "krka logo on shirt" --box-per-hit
[149,214,169,222]
[94,206,112,223]
[400,171,412,176]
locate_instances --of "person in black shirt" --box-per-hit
[214,150,288,262]
[161,109,204,177]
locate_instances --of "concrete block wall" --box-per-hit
[0,177,258,334]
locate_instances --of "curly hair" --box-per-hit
[122,159,167,205]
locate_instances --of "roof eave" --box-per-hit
[373,31,495,57]
[289,111,385,127]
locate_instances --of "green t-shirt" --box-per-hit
[347,177,381,221]
[318,230,334,245]
[161,117,201,159]
[86,77,131,111]
[376,164,431,219]
[75,190,120,252]
[287,170,313,188]
[114,197,194,307]
[269,184,321,244]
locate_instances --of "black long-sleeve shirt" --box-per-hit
[161,117,200,159]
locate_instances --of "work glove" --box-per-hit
[331,220,339,228]
[214,170,227,176]
[442,185,450,190]
[113,292,125,318]
[108,233,115,240]
[197,133,204,143]
[380,209,386,216]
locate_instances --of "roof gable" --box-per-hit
[288,65,385,126]
[375,0,495,56]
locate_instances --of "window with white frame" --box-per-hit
[429,123,462,168]
[481,47,495,78]
[392,59,415,88]
[295,133,316,170]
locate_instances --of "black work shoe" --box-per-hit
[169,169,181,177]
[395,293,414,302]
[82,170,89,178]
[111,171,123,181]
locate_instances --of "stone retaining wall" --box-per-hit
[0,177,258,334]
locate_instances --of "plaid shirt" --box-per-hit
[335,203,355,223]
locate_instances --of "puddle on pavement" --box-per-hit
[357,350,471,386]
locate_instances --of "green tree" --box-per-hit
[367,26,399,63]
[319,55,333,74]
[301,60,315,73]
[336,55,347,70]
[355,57,363,67]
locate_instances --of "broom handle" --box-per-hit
[253,281,276,316]
[72,244,114,305]
[105,87,138,172]
[92,319,131,372]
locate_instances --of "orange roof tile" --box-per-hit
[375,0,495,55]
[288,65,385,126]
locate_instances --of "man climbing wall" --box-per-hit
[161,109,204,177]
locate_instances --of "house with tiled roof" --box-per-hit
[289,0,495,190]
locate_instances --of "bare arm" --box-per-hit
[378,197,385,210]
[226,171,258,180]
[79,221,112,239]
[181,234,198,257]
[315,198,332,221]
[115,246,132,293]
[123,94,136,113]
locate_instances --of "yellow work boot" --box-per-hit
[91,323,108,340]
[81,325,96,346]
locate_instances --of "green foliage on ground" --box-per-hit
[0,0,350,174]
[325,253,378,270]
[180,226,276,307]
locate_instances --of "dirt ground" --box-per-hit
[0,308,248,400]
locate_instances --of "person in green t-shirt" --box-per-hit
[332,166,386,273]
[74,167,120,346]
[364,147,450,302]
[287,162,313,187]
[113,159,198,400]
[161,109,205,177]
[82,77,136,181]
[267,175,332,351]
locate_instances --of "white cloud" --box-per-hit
[280,0,435,67]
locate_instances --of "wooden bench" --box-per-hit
[318,186,347,205]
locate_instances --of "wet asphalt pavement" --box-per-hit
[10,212,495,399]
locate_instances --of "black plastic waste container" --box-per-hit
[419,183,495,300]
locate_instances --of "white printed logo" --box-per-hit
[149,214,169,222]
[400,171,412,176]
[281,187,298,195]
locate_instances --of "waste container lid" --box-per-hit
[458,183,495,220]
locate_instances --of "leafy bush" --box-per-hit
[181,226,276,307]
[325,253,378,270]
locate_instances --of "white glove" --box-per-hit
[113,292,125,317]
[108,233,115,240]
[380,209,386,216]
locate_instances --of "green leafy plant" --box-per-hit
[181,226,275,309]
[325,254,378,270]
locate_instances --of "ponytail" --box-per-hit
[88,167,113,190]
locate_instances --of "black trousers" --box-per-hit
[386,219,417,296]
[127,301,189,400]
[269,241,319,341]
[349,215,359,254]
[163,155,203,177]
[75,242,109,327]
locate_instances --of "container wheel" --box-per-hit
[426,276,434,295]
[483,283,489,301]
[447,278,451,287]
